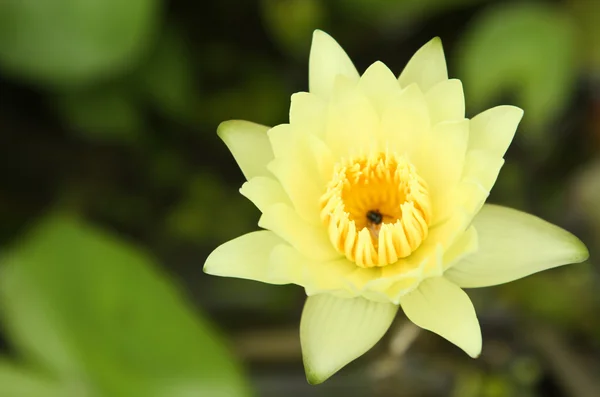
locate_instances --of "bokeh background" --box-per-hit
[0,0,599,396]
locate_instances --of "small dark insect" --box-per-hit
[366,210,383,225]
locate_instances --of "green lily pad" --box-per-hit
[0,0,160,88]
[0,215,253,397]
[457,3,578,134]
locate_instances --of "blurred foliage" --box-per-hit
[0,215,252,397]
[0,0,161,88]
[0,0,599,396]
[457,3,578,141]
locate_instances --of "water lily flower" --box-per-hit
[204,30,589,384]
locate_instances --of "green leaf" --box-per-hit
[457,3,578,132]
[0,0,161,88]
[0,359,68,397]
[0,215,253,397]
[54,86,144,143]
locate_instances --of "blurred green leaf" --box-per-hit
[261,0,326,58]
[0,0,161,88]
[458,3,579,135]
[55,86,144,143]
[0,215,253,397]
[136,25,199,123]
[0,359,67,397]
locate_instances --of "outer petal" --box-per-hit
[258,203,340,262]
[379,83,430,155]
[217,120,273,180]
[400,277,481,357]
[289,92,327,138]
[445,204,589,288]
[398,37,448,92]
[240,176,291,213]
[309,30,359,100]
[300,294,398,384]
[468,106,524,158]
[425,79,465,125]
[204,231,294,285]
[415,120,470,224]
[358,61,401,113]
[325,86,379,157]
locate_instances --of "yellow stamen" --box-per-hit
[320,152,432,268]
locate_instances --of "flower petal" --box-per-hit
[468,106,524,158]
[400,277,481,357]
[416,120,470,224]
[301,294,398,384]
[268,156,323,225]
[217,120,273,180]
[358,61,401,113]
[379,83,430,155]
[289,92,327,138]
[445,204,589,288]
[309,30,359,100]
[204,231,296,284]
[259,203,340,262]
[425,79,465,124]
[325,86,379,157]
[398,37,448,92]
[239,176,291,213]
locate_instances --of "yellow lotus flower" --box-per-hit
[204,31,589,384]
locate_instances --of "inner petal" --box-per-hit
[320,152,432,268]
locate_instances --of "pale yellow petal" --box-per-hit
[469,106,524,157]
[379,83,430,155]
[269,244,355,295]
[204,231,295,284]
[445,205,589,288]
[325,87,380,157]
[289,92,327,137]
[268,158,322,225]
[398,37,448,92]
[358,61,402,113]
[267,124,294,159]
[462,150,505,190]
[434,150,505,222]
[240,176,291,213]
[400,277,481,357]
[301,294,398,384]
[415,120,469,224]
[309,30,359,100]
[442,226,478,271]
[217,120,273,180]
[259,203,340,262]
[425,79,465,125]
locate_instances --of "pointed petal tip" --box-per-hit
[312,29,328,39]
[465,338,482,358]
[571,235,590,263]
[300,295,398,385]
[425,36,444,53]
[304,363,329,385]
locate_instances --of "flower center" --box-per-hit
[320,152,432,268]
